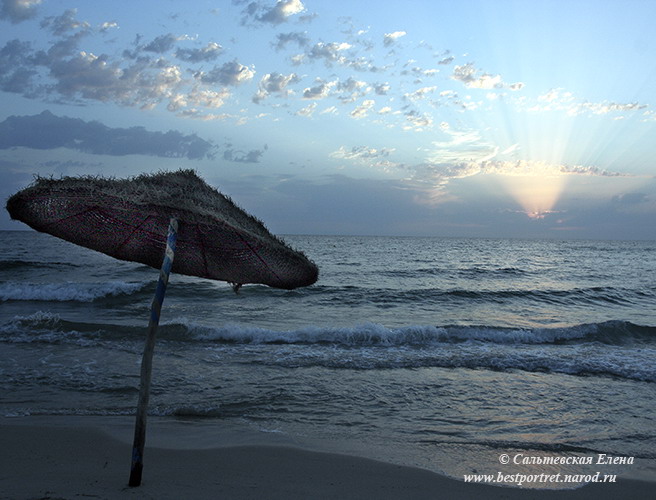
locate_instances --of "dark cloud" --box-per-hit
[0,110,215,159]
[143,33,178,53]
[40,8,90,36]
[273,31,310,50]
[220,173,444,236]
[612,192,650,205]
[223,145,267,163]
[175,42,223,62]
[0,0,41,24]
[0,39,40,95]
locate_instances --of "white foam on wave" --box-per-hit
[165,319,604,346]
[0,281,146,302]
[2,314,653,381]
[163,319,656,381]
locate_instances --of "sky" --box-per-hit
[1,0,655,240]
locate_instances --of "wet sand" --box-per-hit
[1,421,653,499]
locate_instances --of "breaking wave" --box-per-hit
[184,319,655,346]
[2,312,654,346]
[2,313,654,382]
[0,281,148,302]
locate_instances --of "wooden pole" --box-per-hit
[129,218,178,487]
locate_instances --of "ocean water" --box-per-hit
[1,231,655,487]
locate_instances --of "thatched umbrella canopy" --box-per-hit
[6,169,318,290]
[5,169,318,487]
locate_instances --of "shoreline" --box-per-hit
[1,417,654,500]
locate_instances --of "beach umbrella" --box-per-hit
[5,169,319,486]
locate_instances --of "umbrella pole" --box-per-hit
[129,218,178,487]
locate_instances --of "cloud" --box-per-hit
[336,77,369,102]
[302,78,336,100]
[526,88,649,118]
[239,0,305,25]
[273,31,310,50]
[175,42,223,62]
[403,121,638,207]
[558,164,628,177]
[404,86,438,101]
[0,27,188,110]
[253,72,300,103]
[642,110,656,122]
[0,9,265,117]
[406,162,479,194]
[383,30,406,47]
[451,63,523,91]
[241,173,427,236]
[350,99,375,119]
[143,33,178,53]
[407,156,631,207]
[0,110,215,159]
[124,32,198,59]
[197,59,255,86]
[296,101,317,117]
[99,21,118,32]
[452,63,501,89]
[426,126,497,163]
[374,82,390,95]
[538,88,574,104]
[0,11,253,116]
[612,192,651,207]
[401,63,440,80]
[260,0,305,24]
[570,101,647,117]
[403,110,433,130]
[303,41,352,66]
[0,0,41,24]
[51,52,184,108]
[168,86,231,111]
[0,39,39,95]
[223,145,267,163]
[330,145,395,161]
[40,8,90,35]
[175,109,234,121]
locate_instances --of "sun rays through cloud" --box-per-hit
[497,170,567,220]
[0,0,655,238]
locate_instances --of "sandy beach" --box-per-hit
[1,420,653,500]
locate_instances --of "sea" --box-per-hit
[1,231,655,488]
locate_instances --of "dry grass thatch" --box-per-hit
[6,169,318,289]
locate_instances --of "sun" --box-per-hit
[501,172,566,219]
[490,161,568,219]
